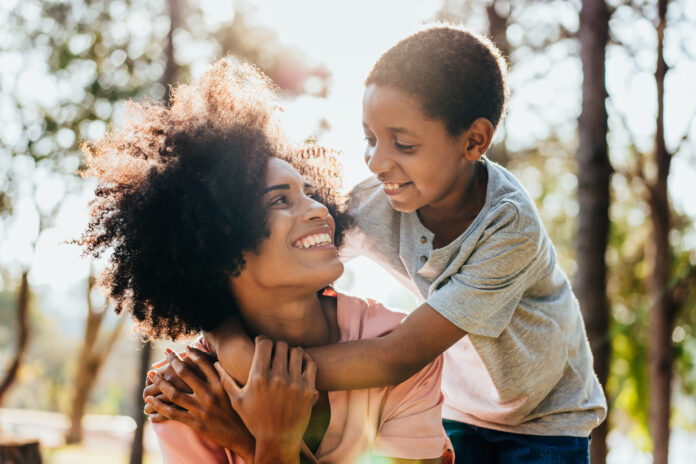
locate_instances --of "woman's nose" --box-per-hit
[303,196,329,222]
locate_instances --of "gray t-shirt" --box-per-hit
[341,157,607,437]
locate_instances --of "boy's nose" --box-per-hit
[365,145,391,174]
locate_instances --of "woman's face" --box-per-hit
[238,158,344,291]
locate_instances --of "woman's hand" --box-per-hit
[145,347,255,462]
[142,349,197,423]
[215,336,318,464]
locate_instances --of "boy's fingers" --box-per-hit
[249,336,272,377]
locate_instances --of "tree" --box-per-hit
[643,1,696,461]
[65,271,125,444]
[575,1,612,463]
[0,272,30,407]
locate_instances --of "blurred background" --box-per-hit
[0,0,694,463]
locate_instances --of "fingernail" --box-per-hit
[147,370,155,380]
[145,396,153,404]
[164,348,174,355]
[165,351,174,360]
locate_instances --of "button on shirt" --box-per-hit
[340,157,607,437]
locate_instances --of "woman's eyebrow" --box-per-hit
[263,184,290,194]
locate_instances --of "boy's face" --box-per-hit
[362,84,480,214]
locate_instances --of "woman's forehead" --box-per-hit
[266,158,308,186]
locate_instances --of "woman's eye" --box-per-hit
[269,196,288,207]
[364,136,376,146]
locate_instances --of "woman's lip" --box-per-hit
[382,182,411,196]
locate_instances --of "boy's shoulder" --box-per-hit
[484,159,544,242]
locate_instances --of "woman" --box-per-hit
[79,57,451,463]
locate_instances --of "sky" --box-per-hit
[1,0,695,311]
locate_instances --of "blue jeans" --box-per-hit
[443,419,590,464]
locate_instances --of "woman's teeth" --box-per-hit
[294,233,332,249]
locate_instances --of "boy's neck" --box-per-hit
[418,160,488,248]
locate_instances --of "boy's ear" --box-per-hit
[460,118,494,161]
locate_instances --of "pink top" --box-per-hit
[153,292,453,463]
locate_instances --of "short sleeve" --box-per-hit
[152,420,233,464]
[372,355,452,459]
[427,231,539,338]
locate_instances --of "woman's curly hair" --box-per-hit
[79,57,351,340]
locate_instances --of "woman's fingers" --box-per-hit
[303,353,317,391]
[165,350,207,394]
[185,346,219,387]
[288,347,304,380]
[145,395,188,423]
[143,380,161,402]
[271,340,288,375]
[249,336,273,377]
[151,371,195,411]
[143,393,169,415]
[215,362,243,403]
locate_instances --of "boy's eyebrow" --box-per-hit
[262,182,314,194]
[389,127,417,136]
[361,122,417,136]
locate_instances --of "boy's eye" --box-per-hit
[395,141,415,151]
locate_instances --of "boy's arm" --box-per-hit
[207,304,465,390]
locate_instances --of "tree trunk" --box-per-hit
[129,342,152,464]
[0,437,42,464]
[647,1,673,463]
[576,1,611,463]
[66,273,125,444]
[0,271,31,408]
[485,0,510,166]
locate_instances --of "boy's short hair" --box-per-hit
[366,24,508,135]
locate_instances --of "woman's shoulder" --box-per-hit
[334,291,407,342]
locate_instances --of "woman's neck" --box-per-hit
[234,286,337,348]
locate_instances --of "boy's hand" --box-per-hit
[215,336,317,462]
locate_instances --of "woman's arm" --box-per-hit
[216,336,318,464]
[208,303,465,391]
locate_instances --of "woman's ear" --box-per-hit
[460,117,494,162]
